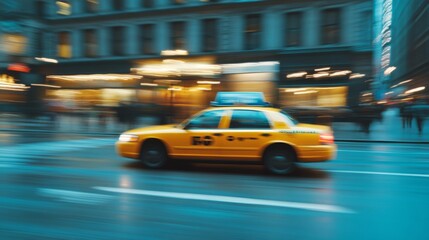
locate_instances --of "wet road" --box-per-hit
[1,132,429,240]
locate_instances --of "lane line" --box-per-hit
[338,149,429,155]
[39,188,113,205]
[94,186,354,214]
[329,170,429,178]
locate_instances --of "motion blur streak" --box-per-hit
[39,188,114,205]
[329,170,429,178]
[94,186,354,214]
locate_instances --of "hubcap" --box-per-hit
[146,149,162,165]
[270,154,291,171]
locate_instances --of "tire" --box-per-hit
[140,140,168,169]
[263,145,296,175]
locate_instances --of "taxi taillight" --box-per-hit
[320,132,334,145]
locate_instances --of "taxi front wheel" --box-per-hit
[140,140,169,169]
[263,145,296,175]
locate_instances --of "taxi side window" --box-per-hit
[185,110,224,129]
[229,110,271,129]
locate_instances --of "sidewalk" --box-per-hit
[0,108,428,143]
[331,108,429,143]
[0,113,159,136]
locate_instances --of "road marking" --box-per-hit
[94,186,354,214]
[329,170,429,178]
[39,188,113,205]
[338,149,429,155]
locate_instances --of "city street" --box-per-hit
[1,132,429,240]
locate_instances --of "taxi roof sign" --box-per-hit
[211,92,271,107]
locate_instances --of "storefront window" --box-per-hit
[279,87,347,107]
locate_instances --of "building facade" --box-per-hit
[387,0,429,101]
[5,0,374,114]
[0,0,47,112]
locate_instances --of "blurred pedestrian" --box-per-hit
[45,98,58,127]
[406,108,413,128]
[400,105,407,128]
[411,99,428,135]
[98,109,107,129]
[416,116,423,135]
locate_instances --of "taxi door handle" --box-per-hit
[261,133,271,137]
[213,133,223,136]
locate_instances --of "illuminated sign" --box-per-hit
[8,63,30,73]
[381,0,392,69]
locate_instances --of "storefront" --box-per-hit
[45,74,143,111]
[131,57,222,120]
[278,49,372,107]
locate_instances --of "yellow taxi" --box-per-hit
[116,92,336,175]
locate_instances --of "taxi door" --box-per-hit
[170,109,226,160]
[218,109,273,160]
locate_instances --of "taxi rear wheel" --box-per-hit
[263,145,296,175]
[140,140,168,169]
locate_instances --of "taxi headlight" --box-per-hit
[119,134,139,142]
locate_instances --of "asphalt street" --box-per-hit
[1,132,429,240]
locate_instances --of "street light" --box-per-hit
[384,66,396,76]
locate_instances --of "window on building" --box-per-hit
[36,0,46,18]
[321,8,341,45]
[58,31,72,58]
[171,0,186,5]
[229,110,271,129]
[83,29,97,57]
[244,14,261,50]
[170,21,186,49]
[36,31,44,57]
[202,19,218,52]
[110,26,125,56]
[140,24,155,54]
[56,0,71,15]
[84,0,98,13]
[285,12,302,47]
[142,0,154,8]
[2,34,27,55]
[362,11,372,45]
[112,0,124,11]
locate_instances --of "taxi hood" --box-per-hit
[123,124,177,134]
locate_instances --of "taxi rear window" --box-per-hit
[229,110,271,129]
[279,110,299,126]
